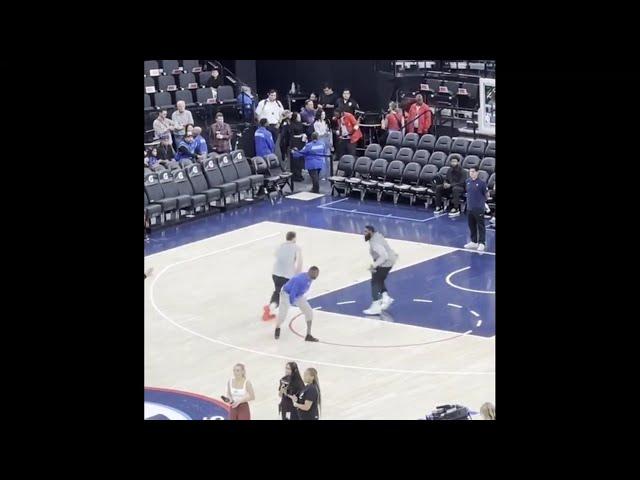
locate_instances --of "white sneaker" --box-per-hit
[434,206,443,214]
[477,244,486,252]
[449,209,460,217]
[381,293,394,310]
[464,242,478,249]
[489,217,496,225]
[363,300,383,315]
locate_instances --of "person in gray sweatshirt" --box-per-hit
[363,225,398,315]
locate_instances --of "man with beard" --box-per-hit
[363,226,398,315]
[433,156,467,217]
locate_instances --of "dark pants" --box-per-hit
[291,152,304,181]
[281,407,299,420]
[337,138,356,160]
[270,275,289,306]
[435,184,464,208]
[267,125,279,144]
[308,169,321,193]
[371,266,392,301]
[467,209,486,244]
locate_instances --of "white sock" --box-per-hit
[269,302,277,313]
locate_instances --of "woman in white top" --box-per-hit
[313,109,333,179]
[225,363,255,420]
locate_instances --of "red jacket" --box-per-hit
[337,112,363,144]
[406,103,432,134]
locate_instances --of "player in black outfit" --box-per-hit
[278,362,305,420]
[287,367,321,420]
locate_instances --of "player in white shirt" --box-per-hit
[263,231,303,321]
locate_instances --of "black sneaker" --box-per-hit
[275,328,281,339]
[305,334,319,342]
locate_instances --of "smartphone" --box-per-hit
[221,396,231,403]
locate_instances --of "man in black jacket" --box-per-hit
[434,157,467,217]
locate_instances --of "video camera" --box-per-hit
[424,404,472,420]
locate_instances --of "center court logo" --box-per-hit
[144,387,229,420]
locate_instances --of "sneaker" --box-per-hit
[489,217,496,225]
[305,334,319,342]
[274,327,281,339]
[262,305,275,321]
[477,244,486,252]
[448,209,460,217]
[381,294,395,311]
[363,301,383,315]
[434,206,443,214]
[464,242,478,249]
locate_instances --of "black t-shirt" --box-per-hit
[297,383,320,420]
[279,375,304,414]
[206,75,224,89]
[319,92,338,108]
[336,97,359,114]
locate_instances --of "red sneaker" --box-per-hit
[262,305,272,321]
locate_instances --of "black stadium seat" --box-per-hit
[380,145,397,162]
[434,135,452,154]
[182,59,200,72]
[395,162,422,204]
[328,155,355,196]
[263,154,293,195]
[144,60,159,74]
[485,141,496,157]
[410,164,439,206]
[401,132,419,150]
[477,170,490,183]
[178,72,198,90]
[345,157,373,200]
[362,159,389,201]
[153,92,173,110]
[195,88,215,105]
[252,155,292,200]
[158,169,193,218]
[379,160,405,202]
[162,60,180,73]
[451,137,470,156]
[202,156,237,205]
[173,169,208,213]
[428,151,447,169]
[418,134,436,152]
[144,76,156,91]
[217,85,236,103]
[395,147,414,164]
[479,156,495,175]
[386,130,403,148]
[185,163,223,206]
[231,150,264,191]
[158,75,177,92]
[462,155,481,171]
[468,139,487,157]
[364,143,381,162]
[217,153,252,200]
[175,89,195,107]
[412,149,430,167]
[144,94,154,112]
[199,70,212,86]
[144,191,163,224]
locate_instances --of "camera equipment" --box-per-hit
[425,404,471,420]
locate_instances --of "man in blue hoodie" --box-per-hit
[174,131,197,164]
[254,118,275,157]
[275,266,320,342]
[291,132,326,193]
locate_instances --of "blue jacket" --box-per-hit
[237,92,254,108]
[175,140,197,162]
[254,127,274,157]
[193,135,208,156]
[283,272,313,305]
[465,177,487,212]
[293,140,326,170]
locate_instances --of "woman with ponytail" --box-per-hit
[287,367,321,420]
[278,362,305,420]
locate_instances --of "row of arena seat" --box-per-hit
[144,71,218,93]
[144,86,236,112]
[360,144,495,174]
[144,151,292,224]
[384,133,495,157]
[328,155,495,208]
[144,60,203,75]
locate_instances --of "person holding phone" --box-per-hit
[278,362,305,420]
[287,367,321,420]
[222,363,255,420]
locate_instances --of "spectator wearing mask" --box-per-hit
[380,101,405,145]
[206,68,224,89]
[464,167,489,252]
[334,108,362,160]
[434,156,467,217]
[153,109,175,142]
[171,100,194,147]
[174,131,197,164]
[192,126,208,159]
[289,112,307,182]
[209,113,232,154]
[237,85,255,121]
[292,132,326,193]
[313,109,333,178]
[255,118,275,157]
[335,89,359,115]
[300,99,316,135]
[405,94,432,135]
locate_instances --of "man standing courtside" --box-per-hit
[263,231,303,321]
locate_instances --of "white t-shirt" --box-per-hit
[273,242,301,279]
[256,99,284,125]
